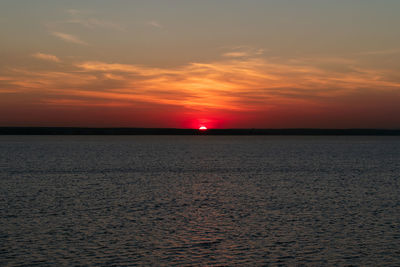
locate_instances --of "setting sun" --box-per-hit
[199,126,208,131]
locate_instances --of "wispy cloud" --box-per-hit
[357,48,400,56]
[222,47,264,58]
[51,32,88,45]
[223,52,249,58]
[148,20,163,29]
[76,61,177,76]
[3,50,400,115]
[32,52,61,63]
[63,9,125,31]
[67,18,125,31]
[66,9,84,16]
[71,54,400,111]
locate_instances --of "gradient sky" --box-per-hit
[1,0,400,128]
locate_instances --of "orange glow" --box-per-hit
[1,50,400,128]
[1,2,400,128]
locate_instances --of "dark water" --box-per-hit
[0,136,399,266]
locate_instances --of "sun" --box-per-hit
[199,126,208,131]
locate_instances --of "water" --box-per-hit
[0,136,399,266]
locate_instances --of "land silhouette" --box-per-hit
[0,127,399,135]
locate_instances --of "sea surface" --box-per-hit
[0,135,399,266]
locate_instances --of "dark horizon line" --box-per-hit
[1,127,400,135]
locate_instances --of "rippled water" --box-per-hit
[1,136,399,266]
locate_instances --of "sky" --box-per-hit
[1,0,400,128]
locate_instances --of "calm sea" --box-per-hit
[1,136,399,266]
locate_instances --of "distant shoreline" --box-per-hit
[0,127,399,135]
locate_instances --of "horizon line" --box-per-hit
[1,127,399,136]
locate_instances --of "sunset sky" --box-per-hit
[1,0,400,128]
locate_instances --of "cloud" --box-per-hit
[32,53,61,63]
[51,32,88,45]
[222,47,265,58]
[148,21,163,29]
[0,76,12,81]
[3,47,400,128]
[357,49,400,56]
[67,18,125,31]
[66,9,83,16]
[3,50,400,115]
[62,9,125,31]
[71,54,400,112]
[223,52,249,58]
[76,61,177,76]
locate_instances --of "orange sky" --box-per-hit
[1,1,400,128]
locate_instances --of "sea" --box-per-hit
[0,135,399,266]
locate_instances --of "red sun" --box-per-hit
[199,126,208,131]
